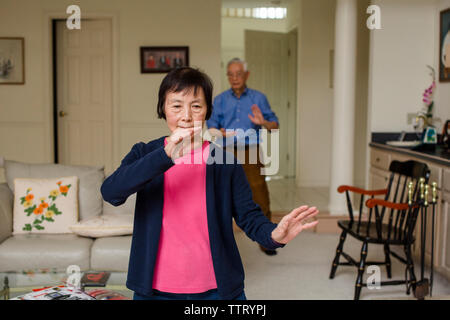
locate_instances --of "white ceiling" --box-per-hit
[221,0,292,9]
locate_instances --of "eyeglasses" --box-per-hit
[226,72,246,78]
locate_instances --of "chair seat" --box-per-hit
[337,220,415,245]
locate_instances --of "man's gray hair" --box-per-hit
[227,57,248,72]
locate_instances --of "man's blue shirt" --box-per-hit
[206,88,278,146]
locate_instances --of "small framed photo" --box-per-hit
[0,37,25,85]
[439,8,450,82]
[140,46,189,73]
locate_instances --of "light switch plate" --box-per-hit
[407,113,417,125]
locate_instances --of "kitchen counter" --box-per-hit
[368,140,450,280]
[369,142,450,167]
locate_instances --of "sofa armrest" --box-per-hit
[0,183,13,244]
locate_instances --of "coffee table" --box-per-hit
[9,285,133,300]
[1,272,133,300]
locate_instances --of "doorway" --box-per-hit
[245,29,297,178]
[52,19,113,172]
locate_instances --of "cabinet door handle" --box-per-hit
[376,157,380,162]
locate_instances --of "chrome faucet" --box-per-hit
[414,114,429,131]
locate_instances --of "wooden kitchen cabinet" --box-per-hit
[440,170,450,279]
[369,144,450,281]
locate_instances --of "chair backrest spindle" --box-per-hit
[357,193,364,233]
[345,190,354,223]
[366,195,374,237]
[381,173,394,222]
[387,161,430,243]
[368,160,429,243]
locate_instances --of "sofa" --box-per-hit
[0,158,136,288]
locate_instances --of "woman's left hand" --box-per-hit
[271,206,319,245]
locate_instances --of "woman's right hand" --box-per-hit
[164,127,201,160]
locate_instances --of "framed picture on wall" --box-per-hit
[140,46,189,73]
[0,37,25,85]
[439,8,450,82]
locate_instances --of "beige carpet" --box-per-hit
[234,229,450,300]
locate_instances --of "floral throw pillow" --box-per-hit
[13,176,79,234]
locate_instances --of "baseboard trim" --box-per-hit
[313,212,348,234]
[273,211,348,234]
[233,211,344,234]
[272,211,324,234]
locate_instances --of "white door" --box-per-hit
[56,19,113,172]
[245,30,296,178]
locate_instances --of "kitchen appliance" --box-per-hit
[422,126,437,144]
[413,126,438,151]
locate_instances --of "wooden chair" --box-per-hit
[329,160,430,300]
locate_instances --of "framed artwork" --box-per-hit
[0,37,25,85]
[140,46,189,73]
[439,8,450,82]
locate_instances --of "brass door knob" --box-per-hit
[59,111,68,117]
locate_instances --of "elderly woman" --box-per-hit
[101,67,319,300]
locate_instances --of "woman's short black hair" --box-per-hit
[157,67,213,120]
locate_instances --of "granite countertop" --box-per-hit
[370,132,450,167]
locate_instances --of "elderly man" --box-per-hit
[207,58,279,256]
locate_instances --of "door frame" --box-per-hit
[43,12,119,168]
[287,28,298,179]
[292,26,302,187]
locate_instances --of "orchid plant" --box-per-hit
[419,65,436,127]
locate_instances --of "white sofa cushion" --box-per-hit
[69,214,133,238]
[4,160,104,220]
[90,236,132,272]
[0,234,93,272]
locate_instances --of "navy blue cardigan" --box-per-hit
[100,136,283,299]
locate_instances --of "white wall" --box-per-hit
[0,0,221,179]
[290,0,369,188]
[368,0,450,133]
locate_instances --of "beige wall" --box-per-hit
[289,0,369,188]
[295,0,336,187]
[286,0,301,32]
[354,0,371,188]
[0,0,221,178]
[367,0,450,187]
[291,0,450,190]
[368,0,450,133]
